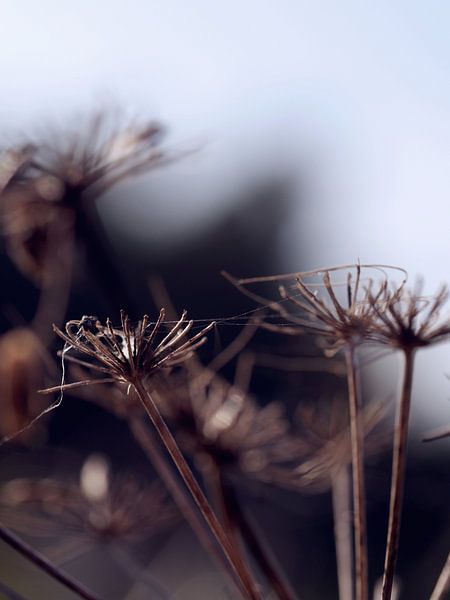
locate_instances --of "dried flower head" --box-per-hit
[226,264,406,356]
[0,454,177,554]
[286,396,389,493]
[50,310,214,391]
[0,111,167,284]
[369,281,450,351]
[155,373,301,482]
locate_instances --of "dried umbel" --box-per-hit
[225,264,406,355]
[156,373,301,482]
[52,310,214,389]
[0,455,177,549]
[46,311,261,600]
[0,111,166,284]
[368,281,450,600]
[225,263,405,600]
[369,281,450,350]
[288,396,388,494]
[284,396,388,600]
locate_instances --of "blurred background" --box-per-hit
[0,2,449,599]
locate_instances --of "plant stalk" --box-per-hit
[345,345,368,600]
[213,467,297,600]
[132,380,262,600]
[0,524,102,600]
[331,467,354,600]
[381,349,415,600]
[129,418,235,584]
[430,551,450,600]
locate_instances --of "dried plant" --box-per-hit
[366,281,450,600]
[0,110,167,287]
[0,454,177,558]
[43,310,262,600]
[152,369,300,600]
[156,373,300,482]
[276,395,389,600]
[0,525,102,600]
[225,264,403,600]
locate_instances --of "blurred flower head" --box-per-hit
[0,454,177,551]
[155,372,302,482]
[0,110,166,285]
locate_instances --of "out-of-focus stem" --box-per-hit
[0,524,102,600]
[331,467,354,600]
[381,349,415,600]
[132,380,262,600]
[430,551,450,600]
[214,470,298,600]
[129,418,233,580]
[345,345,368,600]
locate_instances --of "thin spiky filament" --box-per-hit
[51,309,214,387]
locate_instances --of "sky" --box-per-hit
[1,1,450,428]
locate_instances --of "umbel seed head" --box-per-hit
[53,309,215,386]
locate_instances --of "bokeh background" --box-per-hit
[0,2,449,599]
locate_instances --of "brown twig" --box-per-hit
[345,346,368,600]
[213,468,297,600]
[331,467,354,600]
[381,349,415,600]
[430,551,450,600]
[128,418,235,585]
[0,524,102,600]
[132,379,262,600]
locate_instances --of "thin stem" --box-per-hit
[0,524,102,600]
[430,551,450,600]
[0,580,28,600]
[213,467,297,600]
[132,380,262,600]
[331,467,354,600]
[345,345,368,600]
[381,349,415,600]
[129,418,234,583]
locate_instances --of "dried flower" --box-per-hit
[369,281,450,350]
[46,313,261,599]
[0,454,177,554]
[370,281,450,600]
[277,265,402,356]
[0,111,166,284]
[155,373,300,481]
[286,396,389,493]
[50,310,214,390]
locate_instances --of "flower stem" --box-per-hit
[209,462,297,600]
[381,349,415,600]
[0,523,102,600]
[331,467,354,600]
[132,380,262,600]
[430,551,450,600]
[345,345,368,600]
[129,418,235,585]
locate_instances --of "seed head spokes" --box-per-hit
[368,280,450,350]
[51,310,215,389]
